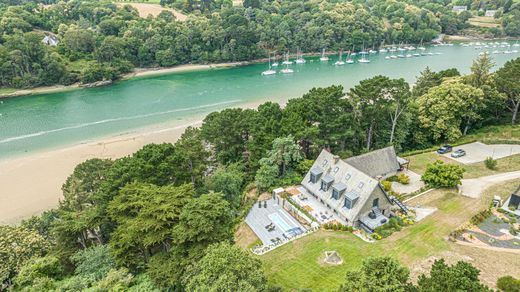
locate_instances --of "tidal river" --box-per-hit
[0,43,518,160]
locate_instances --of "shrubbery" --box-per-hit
[397,174,410,185]
[322,223,354,232]
[497,276,520,292]
[421,161,465,188]
[470,209,492,225]
[484,157,497,170]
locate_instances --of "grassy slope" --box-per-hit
[0,87,17,95]
[260,181,520,291]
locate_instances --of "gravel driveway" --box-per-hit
[459,170,520,198]
[443,142,520,164]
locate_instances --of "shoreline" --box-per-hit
[0,98,288,225]
[2,36,518,99]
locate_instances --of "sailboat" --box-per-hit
[280,62,294,74]
[358,44,370,63]
[261,55,276,76]
[295,48,306,64]
[346,48,355,64]
[320,48,329,61]
[334,50,345,65]
[282,52,293,65]
[272,54,279,67]
[513,41,520,48]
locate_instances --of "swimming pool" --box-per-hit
[268,212,292,232]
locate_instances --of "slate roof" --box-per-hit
[344,146,400,179]
[301,149,381,222]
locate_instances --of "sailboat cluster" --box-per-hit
[461,41,520,55]
[261,47,372,76]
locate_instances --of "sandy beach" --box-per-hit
[0,99,286,225]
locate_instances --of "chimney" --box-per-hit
[333,155,340,164]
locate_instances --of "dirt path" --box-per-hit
[459,170,520,198]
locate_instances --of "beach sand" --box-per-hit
[0,99,285,225]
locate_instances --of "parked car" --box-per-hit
[451,149,466,158]
[437,145,453,154]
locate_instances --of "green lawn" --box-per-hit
[406,151,520,178]
[260,180,520,291]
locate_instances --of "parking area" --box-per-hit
[245,197,306,246]
[442,142,520,164]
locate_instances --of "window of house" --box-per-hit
[344,198,352,209]
[332,189,339,200]
[358,182,364,189]
[310,173,317,183]
[345,173,351,181]
[372,198,379,208]
[333,166,339,173]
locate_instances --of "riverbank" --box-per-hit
[0,63,245,99]
[0,98,288,225]
[0,51,356,99]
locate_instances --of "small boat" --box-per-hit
[379,48,388,53]
[405,54,412,58]
[320,48,329,61]
[397,54,405,58]
[385,56,391,60]
[295,48,306,64]
[513,42,520,48]
[282,52,293,65]
[358,57,370,63]
[261,56,277,76]
[512,50,519,53]
[369,49,377,54]
[335,50,345,65]
[280,67,294,74]
[413,53,421,57]
[390,55,398,59]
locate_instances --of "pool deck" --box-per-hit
[245,197,305,246]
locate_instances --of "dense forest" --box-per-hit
[0,0,519,88]
[1,54,519,291]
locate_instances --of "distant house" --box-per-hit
[42,34,59,46]
[485,10,497,17]
[300,147,408,232]
[452,5,468,13]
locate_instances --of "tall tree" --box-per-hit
[184,242,268,292]
[339,257,411,292]
[349,76,410,150]
[495,57,520,124]
[108,183,194,269]
[417,81,484,141]
[173,127,210,188]
[417,259,490,291]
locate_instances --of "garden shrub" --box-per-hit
[371,233,382,240]
[497,276,520,292]
[470,209,492,225]
[381,180,392,191]
[397,174,410,185]
[484,157,498,170]
[421,161,465,188]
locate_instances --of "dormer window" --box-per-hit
[345,173,351,181]
[333,166,339,174]
[344,190,360,209]
[309,167,323,184]
[358,182,365,189]
[320,175,334,191]
[332,182,347,200]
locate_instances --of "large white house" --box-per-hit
[300,147,408,232]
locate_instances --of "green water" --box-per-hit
[0,44,518,160]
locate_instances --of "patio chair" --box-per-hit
[264,201,267,208]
